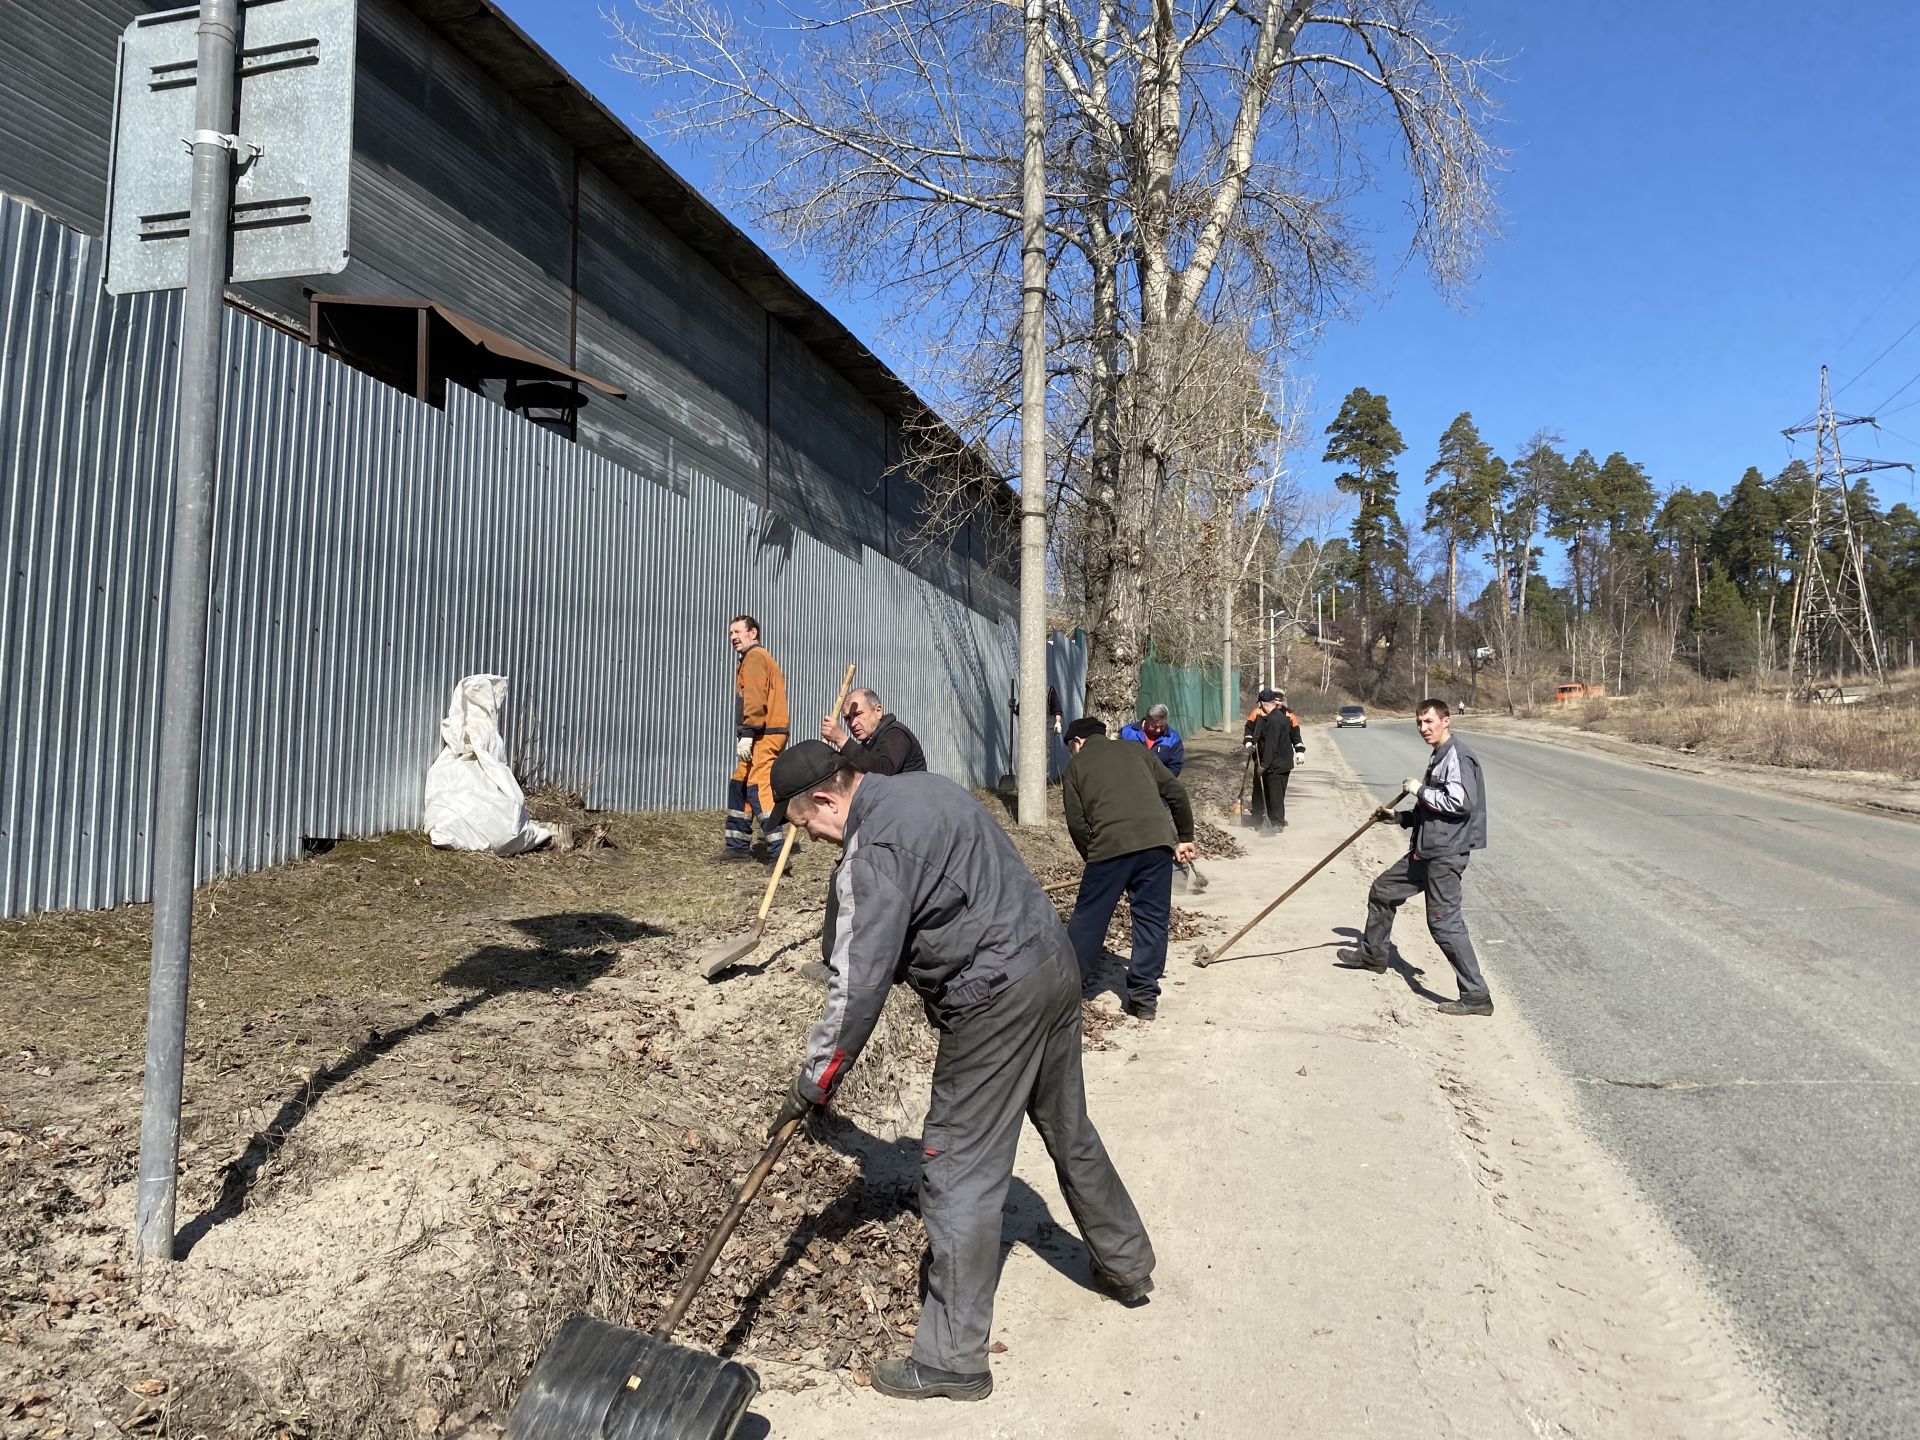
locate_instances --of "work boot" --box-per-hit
[1436,997,1495,1017]
[1123,997,1157,1022]
[798,961,830,986]
[1334,948,1388,973]
[869,1357,992,1402]
[1090,1265,1155,1305]
[713,847,754,864]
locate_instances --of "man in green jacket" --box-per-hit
[1062,717,1196,1020]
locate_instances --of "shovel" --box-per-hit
[504,1117,807,1440]
[1229,751,1254,819]
[1193,778,1417,968]
[698,664,859,980]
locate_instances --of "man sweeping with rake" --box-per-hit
[764,740,1156,1402]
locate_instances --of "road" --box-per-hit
[1332,719,1920,1440]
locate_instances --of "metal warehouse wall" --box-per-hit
[0,197,1078,920]
[0,0,1012,614]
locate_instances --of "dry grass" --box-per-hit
[0,790,1130,1438]
[1520,673,1920,781]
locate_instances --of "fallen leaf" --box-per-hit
[127,1378,168,1397]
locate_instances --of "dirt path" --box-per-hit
[754,735,1797,1439]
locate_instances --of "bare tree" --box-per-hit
[616,0,1502,713]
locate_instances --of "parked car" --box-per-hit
[1552,682,1607,704]
[1336,704,1367,728]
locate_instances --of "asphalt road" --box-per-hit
[1331,718,1920,1440]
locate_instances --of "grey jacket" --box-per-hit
[1401,735,1488,859]
[799,772,1065,1102]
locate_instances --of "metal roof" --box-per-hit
[397,0,979,466]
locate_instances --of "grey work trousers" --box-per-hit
[1361,851,1491,1004]
[913,940,1155,1374]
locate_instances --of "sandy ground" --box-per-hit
[755,736,1798,1439]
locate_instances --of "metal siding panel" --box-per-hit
[0,0,151,236]
[0,194,1038,919]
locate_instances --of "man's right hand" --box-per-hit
[735,736,754,762]
[818,715,845,747]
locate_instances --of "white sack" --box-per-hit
[423,674,555,856]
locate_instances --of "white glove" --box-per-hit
[736,736,754,762]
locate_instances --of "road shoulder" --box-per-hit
[1457,711,1920,824]
[754,735,1799,1438]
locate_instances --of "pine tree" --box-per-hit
[1424,411,1493,670]
[1323,388,1406,680]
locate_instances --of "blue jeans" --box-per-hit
[1067,847,1174,1004]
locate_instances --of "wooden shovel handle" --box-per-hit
[748,664,858,927]
[657,1116,804,1338]
[1196,779,1418,967]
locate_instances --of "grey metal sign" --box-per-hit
[105,0,357,295]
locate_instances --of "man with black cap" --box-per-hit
[1061,717,1196,1020]
[764,740,1156,1402]
[1250,687,1306,833]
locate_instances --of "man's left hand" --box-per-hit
[1174,841,1197,865]
[767,1076,816,1139]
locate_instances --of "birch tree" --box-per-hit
[616,0,1501,713]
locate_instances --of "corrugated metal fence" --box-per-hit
[0,196,1083,919]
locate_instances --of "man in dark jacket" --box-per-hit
[1250,689,1305,832]
[1336,698,1492,1016]
[1061,717,1196,1020]
[766,741,1155,1402]
[820,688,928,775]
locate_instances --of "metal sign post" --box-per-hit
[133,0,244,1270]
[114,0,357,1266]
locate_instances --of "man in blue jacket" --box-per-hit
[765,741,1156,1402]
[1335,698,1492,1016]
[1119,704,1184,775]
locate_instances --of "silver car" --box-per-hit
[1336,704,1367,729]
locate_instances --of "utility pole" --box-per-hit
[1015,0,1048,825]
[1780,366,1910,689]
[1258,572,1269,687]
[1220,569,1235,730]
[135,0,242,1266]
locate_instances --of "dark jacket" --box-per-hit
[1252,706,1304,772]
[1118,721,1185,776]
[1062,736,1194,863]
[841,712,927,775]
[1400,735,1487,859]
[801,773,1065,1102]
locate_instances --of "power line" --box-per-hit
[1833,313,1920,401]
[1830,254,1920,359]
[1867,363,1920,415]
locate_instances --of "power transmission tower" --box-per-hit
[1780,365,1911,689]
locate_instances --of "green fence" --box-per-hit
[1137,648,1229,738]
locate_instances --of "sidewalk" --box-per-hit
[755,736,1793,1438]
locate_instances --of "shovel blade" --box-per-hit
[507,1316,759,1440]
[697,933,758,981]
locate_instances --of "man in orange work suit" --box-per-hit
[723,614,790,862]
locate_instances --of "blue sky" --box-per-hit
[497,0,1920,551]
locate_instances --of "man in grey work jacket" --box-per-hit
[764,741,1155,1402]
[1336,698,1493,1016]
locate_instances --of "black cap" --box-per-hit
[768,739,846,827]
[1064,716,1107,745]
[1257,688,1278,702]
